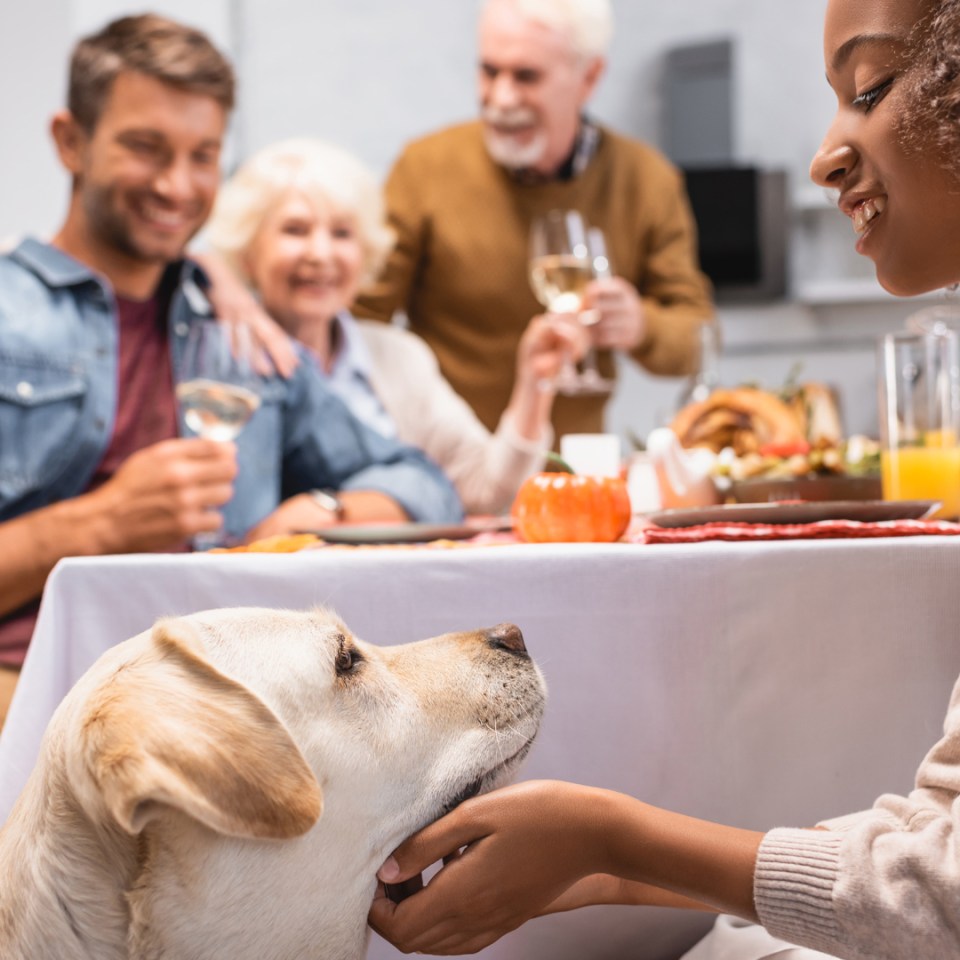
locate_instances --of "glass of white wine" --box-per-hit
[176,318,262,548]
[579,226,615,394]
[528,210,612,395]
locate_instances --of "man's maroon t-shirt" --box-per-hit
[86,288,179,490]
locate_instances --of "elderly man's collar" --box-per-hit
[507,115,600,185]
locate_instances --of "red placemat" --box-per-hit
[635,517,960,544]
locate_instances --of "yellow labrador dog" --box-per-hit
[0,607,545,960]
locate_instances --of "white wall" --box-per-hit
[0,0,835,228]
[237,0,834,183]
[0,0,231,239]
[0,1,74,240]
[0,0,936,443]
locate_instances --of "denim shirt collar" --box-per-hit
[12,236,210,298]
[322,311,398,438]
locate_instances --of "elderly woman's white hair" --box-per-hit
[206,137,394,289]
[482,0,613,60]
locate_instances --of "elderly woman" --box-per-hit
[205,139,582,516]
[368,1,960,959]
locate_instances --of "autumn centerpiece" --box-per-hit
[511,461,631,543]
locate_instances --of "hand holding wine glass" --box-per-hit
[176,318,261,547]
[528,210,613,395]
[578,227,615,393]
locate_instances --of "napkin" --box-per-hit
[635,517,960,545]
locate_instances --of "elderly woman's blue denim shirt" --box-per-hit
[0,239,463,535]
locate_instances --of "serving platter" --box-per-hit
[646,499,940,529]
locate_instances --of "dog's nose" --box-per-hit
[485,623,527,656]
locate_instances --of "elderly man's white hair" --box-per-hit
[482,0,613,60]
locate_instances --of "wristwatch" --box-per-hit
[308,488,346,521]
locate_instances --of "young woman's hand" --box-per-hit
[368,780,608,955]
[368,778,762,955]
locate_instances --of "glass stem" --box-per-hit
[581,345,601,374]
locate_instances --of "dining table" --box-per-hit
[2,533,960,960]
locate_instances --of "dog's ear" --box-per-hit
[71,617,322,840]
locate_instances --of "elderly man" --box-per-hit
[0,14,461,726]
[355,0,715,438]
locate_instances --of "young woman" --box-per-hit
[367,1,960,957]
[204,139,584,516]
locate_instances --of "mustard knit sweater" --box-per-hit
[355,120,715,437]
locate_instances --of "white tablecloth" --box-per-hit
[3,538,960,960]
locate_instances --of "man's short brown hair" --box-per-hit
[68,13,235,132]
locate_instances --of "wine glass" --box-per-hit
[176,318,262,548]
[578,227,615,394]
[528,210,612,396]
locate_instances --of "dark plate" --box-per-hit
[647,500,940,529]
[298,517,512,545]
[726,474,882,503]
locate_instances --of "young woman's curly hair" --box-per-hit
[905,0,960,165]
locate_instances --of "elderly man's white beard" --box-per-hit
[481,106,548,171]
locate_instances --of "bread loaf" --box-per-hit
[670,388,805,454]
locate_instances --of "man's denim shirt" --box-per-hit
[0,239,463,536]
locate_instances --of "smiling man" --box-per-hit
[53,54,225,298]
[355,0,716,439]
[0,14,461,726]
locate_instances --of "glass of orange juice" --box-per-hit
[878,331,960,519]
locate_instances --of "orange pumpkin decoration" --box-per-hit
[511,473,632,543]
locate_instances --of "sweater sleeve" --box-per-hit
[365,325,548,516]
[629,164,716,378]
[754,672,960,960]
[353,147,424,325]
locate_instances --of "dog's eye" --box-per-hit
[335,645,362,676]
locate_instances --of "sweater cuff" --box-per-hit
[495,410,553,458]
[754,828,844,952]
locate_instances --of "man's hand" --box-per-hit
[90,438,238,552]
[368,781,605,955]
[583,277,646,351]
